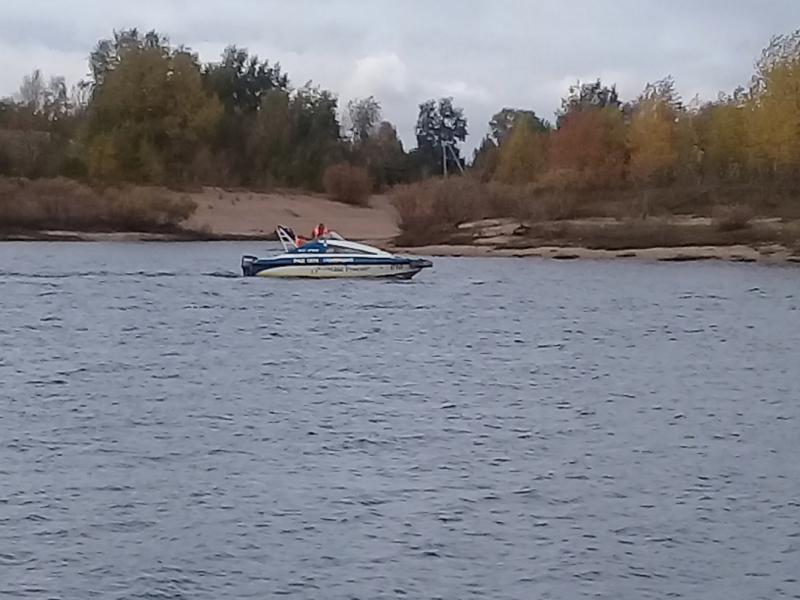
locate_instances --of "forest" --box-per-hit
[2,28,800,239]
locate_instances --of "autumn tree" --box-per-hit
[695,91,748,180]
[415,97,468,176]
[548,94,626,187]
[627,77,684,186]
[744,30,800,177]
[493,117,548,185]
[557,80,621,126]
[85,34,221,183]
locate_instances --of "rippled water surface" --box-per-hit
[1,242,799,600]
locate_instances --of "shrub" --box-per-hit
[105,186,198,230]
[390,177,490,238]
[0,176,197,232]
[713,204,753,231]
[322,163,371,206]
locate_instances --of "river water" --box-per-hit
[1,242,798,600]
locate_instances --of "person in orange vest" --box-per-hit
[312,223,329,238]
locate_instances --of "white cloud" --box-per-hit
[345,52,410,99]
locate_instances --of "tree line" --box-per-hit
[475,31,800,197]
[2,28,800,195]
[0,29,466,190]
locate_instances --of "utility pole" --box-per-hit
[442,139,464,178]
[447,141,464,175]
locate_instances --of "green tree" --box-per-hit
[246,84,342,188]
[358,120,407,188]
[200,47,290,185]
[346,95,382,143]
[89,29,168,90]
[557,79,621,126]
[470,136,500,181]
[284,85,342,187]
[489,108,548,145]
[203,46,289,114]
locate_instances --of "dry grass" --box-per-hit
[322,164,372,206]
[0,177,197,233]
[713,204,754,231]
[390,176,800,250]
[514,219,787,251]
[390,177,491,245]
[390,177,624,246]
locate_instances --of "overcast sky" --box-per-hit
[1,0,797,151]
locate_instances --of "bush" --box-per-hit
[391,177,491,238]
[322,163,371,206]
[104,186,198,230]
[713,204,753,231]
[0,176,197,232]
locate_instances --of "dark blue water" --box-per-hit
[1,242,799,600]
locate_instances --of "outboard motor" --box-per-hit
[241,255,258,277]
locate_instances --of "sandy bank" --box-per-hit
[394,243,800,263]
[390,216,800,264]
[183,187,399,243]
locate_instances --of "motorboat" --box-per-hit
[241,226,433,279]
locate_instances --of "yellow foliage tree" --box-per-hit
[704,94,748,179]
[493,123,547,185]
[744,31,800,174]
[628,78,681,185]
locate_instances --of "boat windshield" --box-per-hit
[326,243,378,255]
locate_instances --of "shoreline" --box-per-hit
[395,243,800,264]
[2,189,798,264]
[0,230,279,243]
[2,229,799,264]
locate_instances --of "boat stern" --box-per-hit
[241,255,259,277]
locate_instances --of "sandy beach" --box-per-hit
[183,187,400,244]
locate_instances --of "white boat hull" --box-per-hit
[254,262,425,278]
